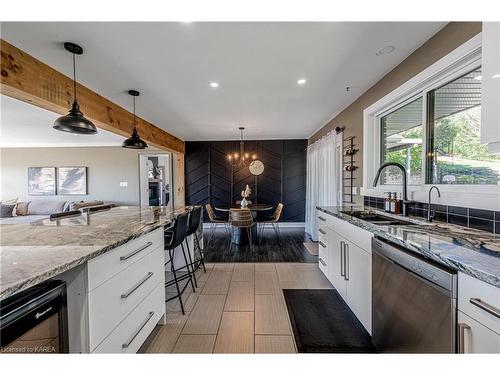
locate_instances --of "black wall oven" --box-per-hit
[1,280,69,354]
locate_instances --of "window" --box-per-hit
[376,66,500,187]
[380,97,423,185]
[427,68,500,185]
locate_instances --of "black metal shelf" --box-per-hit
[342,135,358,204]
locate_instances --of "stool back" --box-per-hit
[229,208,254,228]
[165,211,189,249]
[273,203,284,221]
[187,205,202,236]
[205,204,217,222]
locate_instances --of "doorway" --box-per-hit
[138,153,173,208]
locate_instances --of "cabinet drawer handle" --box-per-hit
[469,298,500,319]
[319,258,327,267]
[122,311,155,349]
[340,241,345,277]
[319,241,326,248]
[120,242,153,261]
[318,216,326,222]
[319,228,326,235]
[121,272,154,299]
[458,323,471,354]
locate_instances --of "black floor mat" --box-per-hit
[283,289,376,353]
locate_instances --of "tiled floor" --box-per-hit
[142,262,332,353]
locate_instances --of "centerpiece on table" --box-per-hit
[240,184,251,208]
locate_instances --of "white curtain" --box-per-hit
[305,131,341,240]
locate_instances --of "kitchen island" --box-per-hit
[0,206,194,353]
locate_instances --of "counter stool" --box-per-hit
[185,206,206,285]
[164,211,195,315]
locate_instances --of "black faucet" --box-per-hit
[427,185,441,222]
[372,162,414,217]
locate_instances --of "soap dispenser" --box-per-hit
[384,192,391,212]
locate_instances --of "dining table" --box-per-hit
[214,204,274,245]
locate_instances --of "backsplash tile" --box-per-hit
[469,208,494,221]
[363,195,498,234]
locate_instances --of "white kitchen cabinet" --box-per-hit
[457,272,500,353]
[345,240,372,333]
[60,227,166,353]
[315,209,372,332]
[481,22,500,153]
[457,311,500,353]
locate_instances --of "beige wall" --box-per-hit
[1,147,149,206]
[309,22,482,204]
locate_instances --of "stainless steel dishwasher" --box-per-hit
[372,237,457,353]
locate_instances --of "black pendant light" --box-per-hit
[53,42,97,134]
[122,90,148,149]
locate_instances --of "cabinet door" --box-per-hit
[345,240,372,334]
[328,229,347,300]
[458,311,500,353]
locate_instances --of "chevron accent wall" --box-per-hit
[185,140,307,222]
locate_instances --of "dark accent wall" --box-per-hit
[185,140,307,222]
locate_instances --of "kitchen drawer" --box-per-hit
[318,237,328,275]
[317,210,334,228]
[88,247,164,350]
[92,282,165,353]
[457,311,500,353]
[329,214,372,253]
[318,226,328,242]
[87,228,163,291]
[458,272,500,334]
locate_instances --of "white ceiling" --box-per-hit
[0,22,446,141]
[0,95,126,148]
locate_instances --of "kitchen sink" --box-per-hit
[340,211,415,226]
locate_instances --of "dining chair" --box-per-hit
[205,203,231,245]
[229,208,255,251]
[257,203,284,246]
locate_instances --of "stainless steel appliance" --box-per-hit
[372,237,457,353]
[0,280,68,354]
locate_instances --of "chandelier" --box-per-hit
[227,127,257,167]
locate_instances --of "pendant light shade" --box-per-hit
[122,90,148,149]
[53,42,97,135]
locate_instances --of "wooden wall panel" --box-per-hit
[185,140,307,222]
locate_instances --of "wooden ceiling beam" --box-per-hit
[0,39,184,154]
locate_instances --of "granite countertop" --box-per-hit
[0,206,190,300]
[317,206,500,288]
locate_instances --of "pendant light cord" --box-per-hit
[133,96,136,130]
[72,52,77,102]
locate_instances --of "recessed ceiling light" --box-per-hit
[493,74,500,79]
[474,75,482,81]
[297,78,306,85]
[210,82,219,88]
[376,46,396,56]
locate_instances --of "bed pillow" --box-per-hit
[15,201,31,216]
[0,204,16,218]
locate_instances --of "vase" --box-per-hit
[240,197,248,208]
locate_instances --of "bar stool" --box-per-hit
[164,211,195,315]
[184,206,206,289]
